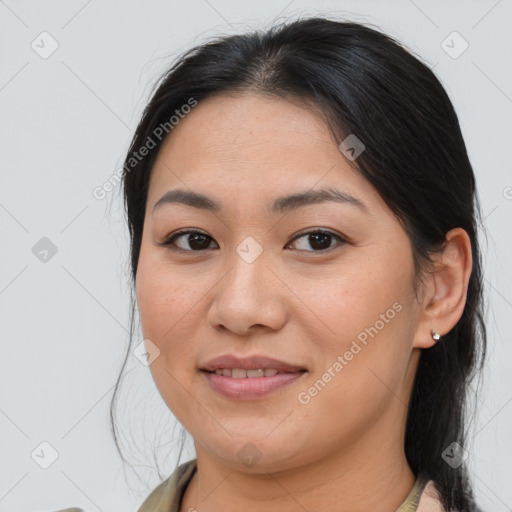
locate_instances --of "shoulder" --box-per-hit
[137,459,197,512]
[416,480,445,512]
[41,509,86,512]
[417,479,485,512]
[34,461,197,512]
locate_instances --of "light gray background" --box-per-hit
[1,1,511,511]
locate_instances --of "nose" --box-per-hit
[206,249,288,337]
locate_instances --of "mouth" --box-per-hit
[200,354,307,374]
[205,368,301,378]
[199,354,308,400]
[201,369,307,400]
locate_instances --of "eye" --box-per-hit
[287,229,347,252]
[156,228,347,253]
[156,229,218,252]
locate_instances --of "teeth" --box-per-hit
[214,368,280,378]
[246,369,264,378]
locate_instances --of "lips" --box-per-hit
[213,368,280,378]
[200,354,308,399]
[200,354,307,374]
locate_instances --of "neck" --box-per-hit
[180,426,415,512]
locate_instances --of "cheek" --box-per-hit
[292,249,416,404]
[135,247,202,368]
[282,274,416,466]
[135,258,204,422]
[136,265,179,339]
[292,251,413,351]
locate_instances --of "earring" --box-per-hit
[431,330,441,341]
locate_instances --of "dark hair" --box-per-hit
[111,16,487,511]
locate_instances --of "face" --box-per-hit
[136,92,423,473]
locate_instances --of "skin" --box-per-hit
[135,92,472,512]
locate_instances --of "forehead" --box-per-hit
[147,92,380,210]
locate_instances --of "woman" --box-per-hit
[111,16,486,512]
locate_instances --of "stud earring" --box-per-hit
[431,330,441,341]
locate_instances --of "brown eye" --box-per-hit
[157,228,346,254]
[288,229,346,252]
[158,230,218,252]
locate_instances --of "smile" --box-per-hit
[202,369,307,400]
[211,368,281,378]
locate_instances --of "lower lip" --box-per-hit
[201,370,307,400]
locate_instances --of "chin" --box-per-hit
[199,432,310,473]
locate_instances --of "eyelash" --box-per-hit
[156,228,348,254]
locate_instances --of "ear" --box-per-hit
[413,227,473,349]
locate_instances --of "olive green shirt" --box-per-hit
[135,459,434,512]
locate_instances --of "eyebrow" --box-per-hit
[152,187,367,214]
